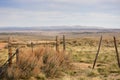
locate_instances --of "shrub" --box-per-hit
[43,47,71,77]
[3,46,71,79]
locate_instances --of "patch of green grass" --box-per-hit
[87,70,99,77]
[97,68,110,77]
[63,70,77,76]
[35,73,46,80]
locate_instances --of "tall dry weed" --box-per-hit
[3,46,71,79]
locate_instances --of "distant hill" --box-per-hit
[0,26,119,32]
[0,26,103,31]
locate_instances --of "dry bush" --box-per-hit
[4,47,44,80]
[42,47,71,77]
[3,46,71,79]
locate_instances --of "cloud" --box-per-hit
[12,0,120,4]
[0,0,119,28]
[0,8,67,26]
[8,0,119,13]
[0,7,119,28]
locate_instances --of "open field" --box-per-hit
[0,31,120,80]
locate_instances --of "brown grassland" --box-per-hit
[0,31,120,80]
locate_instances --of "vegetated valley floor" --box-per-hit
[0,30,120,80]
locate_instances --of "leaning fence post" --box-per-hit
[113,36,120,68]
[92,36,102,69]
[8,37,12,67]
[56,36,59,52]
[63,35,66,51]
[16,48,19,64]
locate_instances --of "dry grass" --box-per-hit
[0,43,7,50]
[1,36,120,80]
[64,37,120,80]
[1,46,71,80]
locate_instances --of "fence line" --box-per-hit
[7,35,66,66]
[1,35,120,76]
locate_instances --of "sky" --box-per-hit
[0,0,120,28]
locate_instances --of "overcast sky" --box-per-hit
[0,0,120,28]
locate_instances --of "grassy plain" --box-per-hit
[0,31,120,80]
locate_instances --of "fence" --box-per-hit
[0,35,66,76]
[0,35,120,76]
[92,36,120,69]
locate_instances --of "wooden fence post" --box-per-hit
[8,37,12,67]
[113,36,120,68]
[31,42,34,53]
[92,36,102,69]
[16,48,19,64]
[56,36,59,52]
[45,41,48,47]
[63,35,66,51]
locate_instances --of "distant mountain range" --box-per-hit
[0,26,119,32]
[0,26,103,31]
